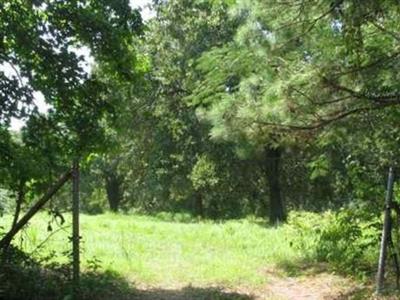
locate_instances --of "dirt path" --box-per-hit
[129,267,365,300]
[263,271,362,299]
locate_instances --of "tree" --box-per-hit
[217,0,400,130]
[102,0,261,218]
[189,0,400,223]
[190,28,290,223]
[0,0,143,247]
[1,0,142,149]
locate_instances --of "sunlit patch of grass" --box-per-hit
[1,212,303,288]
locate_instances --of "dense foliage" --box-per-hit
[1,0,400,298]
[85,0,400,223]
[3,0,399,221]
[0,0,143,226]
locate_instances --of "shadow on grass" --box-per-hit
[81,269,256,300]
[133,211,274,227]
[1,247,255,300]
[2,265,256,300]
[81,270,256,300]
[274,258,331,277]
[130,286,255,300]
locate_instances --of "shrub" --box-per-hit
[316,208,381,277]
[287,209,382,278]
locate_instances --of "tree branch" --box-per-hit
[253,103,395,131]
[0,170,72,250]
[322,78,400,104]
[372,21,400,43]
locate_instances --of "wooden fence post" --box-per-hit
[72,159,80,299]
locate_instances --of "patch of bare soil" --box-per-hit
[129,272,362,300]
[264,271,361,299]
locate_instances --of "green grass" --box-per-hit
[1,212,303,288]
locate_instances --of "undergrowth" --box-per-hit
[0,246,134,300]
[287,208,382,279]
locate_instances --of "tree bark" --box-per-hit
[265,146,286,224]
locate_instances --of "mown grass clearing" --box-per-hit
[1,212,303,289]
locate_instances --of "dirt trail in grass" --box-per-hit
[130,266,364,300]
[263,269,362,300]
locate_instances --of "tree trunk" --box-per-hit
[194,193,204,217]
[105,173,123,212]
[265,146,286,224]
[11,180,26,230]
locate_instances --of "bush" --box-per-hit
[286,211,334,260]
[287,209,382,278]
[316,208,381,277]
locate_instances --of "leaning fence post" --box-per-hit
[376,166,395,294]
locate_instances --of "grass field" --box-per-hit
[3,212,386,299]
[1,212,303,289]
